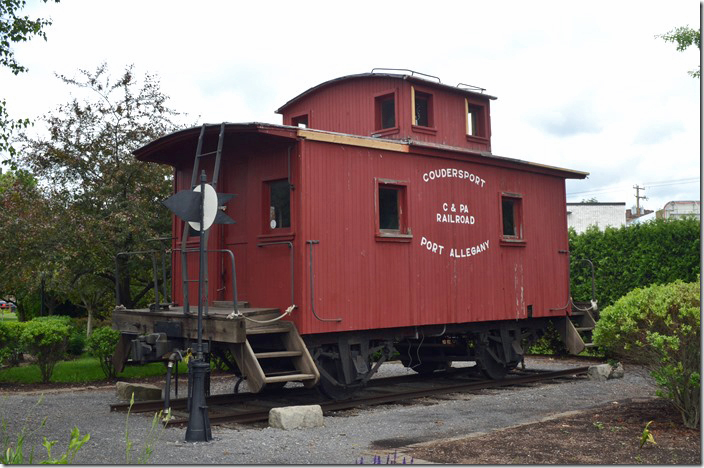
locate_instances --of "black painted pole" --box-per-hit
[185,170,212,442]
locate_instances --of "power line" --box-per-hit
[567,178,699,196]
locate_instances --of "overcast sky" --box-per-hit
[2,0,700,212]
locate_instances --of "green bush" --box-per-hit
[570,218,700,309]
[67,329,86,357]
[593,279,700,428]
[86,327,121,379]
[0,321,26,367]
[20,317,71,383]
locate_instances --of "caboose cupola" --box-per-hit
[276,69,497,153]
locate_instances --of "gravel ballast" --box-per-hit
[0,357,657,464]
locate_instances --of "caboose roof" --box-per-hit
[276,72,497,114]
[134,123,588,180]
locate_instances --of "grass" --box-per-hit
[0,356,189,384]
[0,311,17,321]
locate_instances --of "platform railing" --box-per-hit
[174,247,239,318]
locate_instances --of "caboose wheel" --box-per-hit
[476,344,508,380]
[474,329,522,380]
[316,356,358,400]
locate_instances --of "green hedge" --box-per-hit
[569,218,700,309]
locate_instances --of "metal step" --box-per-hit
[575,327,594,332]
[255,350,303,359]
[264,373,317,384]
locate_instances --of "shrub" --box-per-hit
[593,279,700,428]
[20,317,72,383]
[570,218,700,309]
[86,327,121,379]
[0,321,26,367]
[67,329,86,357]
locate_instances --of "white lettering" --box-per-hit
[421,169,486,188]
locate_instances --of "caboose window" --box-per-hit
[266,179,291,230]
[413,89,432,127]
[467,100,486,138]
[375,93,396,130]
[376,179,410,241]
[379,187,400,230]
[291,114,308,128]
[501,194,523,240]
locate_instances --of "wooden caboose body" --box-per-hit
[113,71,593,397]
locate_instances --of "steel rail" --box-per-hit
[152,366,589,426]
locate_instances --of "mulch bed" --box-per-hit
[406,398,700,464]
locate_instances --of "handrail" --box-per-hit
[256,241,295,308]
[174,247,240,317]
[306,240,342,322]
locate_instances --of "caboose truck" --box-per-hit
[112,69,597,399]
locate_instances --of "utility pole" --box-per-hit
[633,184,647,216]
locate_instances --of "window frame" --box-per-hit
[291,113,309,128]
[375,178,412,242]
[499,192,526,246]
[411,86,437,135]
[466,98,489,142]
[372,90,399,137]
[261,178,293,237]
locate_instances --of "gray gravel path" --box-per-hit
[0,357,657,464]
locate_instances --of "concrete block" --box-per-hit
[269,404,324,430]
[609,362,625,379]
[116,381,162,401]
[587,362,624,381]
[587,364,610,381]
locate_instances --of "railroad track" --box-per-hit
[111,366,589,426]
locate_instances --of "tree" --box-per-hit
[12,64,182,330]
[656,25,701,78]
[0,0,57,156]
[0,168,64,321]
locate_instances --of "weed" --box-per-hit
[124,392,172,464]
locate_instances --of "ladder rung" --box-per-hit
[255,351,302,359]
[584,342,596,348]
[575,327,593,332]
[196,150,218,158]
[265,373,316,384]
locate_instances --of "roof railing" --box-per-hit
[370,68,441,83]
[457,83,486,93]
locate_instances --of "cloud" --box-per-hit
[532,99,603,137]
[633,121,685,145]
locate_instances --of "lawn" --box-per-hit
[0,356,189,384]
[0,311,17,322]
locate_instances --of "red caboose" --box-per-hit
[113,70,594,398]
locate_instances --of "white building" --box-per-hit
[566,202,626,233]
[660,201,700,221]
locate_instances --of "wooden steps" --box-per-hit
[227,314,319,393]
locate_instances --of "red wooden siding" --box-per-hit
[296,139,571,335]
[279,75,493,153]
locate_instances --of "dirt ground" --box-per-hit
[405,398,701,465]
